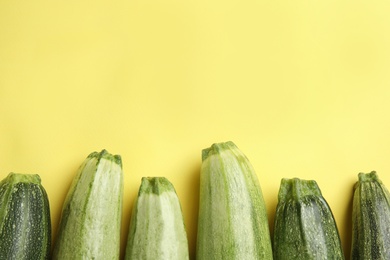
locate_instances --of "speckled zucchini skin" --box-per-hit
[52,149,123,260]
[0,173,51,260]
[351,171,390,260]
[197,141,273,260]
[273,178,344,260]
[125,177,189,260]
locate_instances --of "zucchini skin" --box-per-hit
[52,149,123,260]
[351,171,390,260]
[0,173,51,260]
[197,141,273,260]
[125,177,189,260]
[273,178,344,260]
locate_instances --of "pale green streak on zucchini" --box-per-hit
[273,178,344,260]
[197,141,272,260]
[53,149,123,260]
[0,173,51,260]
[351,171,390,260]
[125,177,189,260]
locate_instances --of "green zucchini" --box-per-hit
[273,178,344,260]
[52,149,123,260]
[125,177,189,260]
[196,141,272,260]
[351,171,390,260]
[0,173,51,260]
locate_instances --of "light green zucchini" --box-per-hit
[125,177,189,260]
[197,141,272,260]
[52,149,123,260]
[273,178,344,260]
[351,171,390,260]
[0,173,51,260]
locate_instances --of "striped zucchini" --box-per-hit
[351,171,390,260]
[0,173,51,260]
[125,177,189,260]
[52,149,123,260]
[273,178,344,260]
[197,141,272,260]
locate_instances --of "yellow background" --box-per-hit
[1,0,390,259]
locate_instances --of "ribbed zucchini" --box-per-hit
[125,177,189,260]
[52,149,123,260]
[351,171,390,260]
[197,141,272,260]
[273,178,344,260]
[0,173,51,260]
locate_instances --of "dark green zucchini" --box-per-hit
[273,178,344,260]
[0,173,51,260]
[351,171,390,260]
